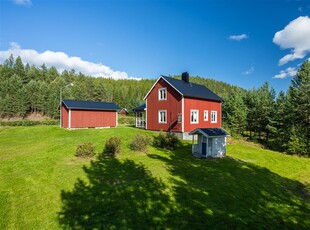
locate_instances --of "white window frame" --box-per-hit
[204,110,208,121]
[158,88,167,101]
[190,110,199,124]
[177,113,182,123]
[158,110,167,124]
[211,111,217,123]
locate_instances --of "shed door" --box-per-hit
[202,136,207,156]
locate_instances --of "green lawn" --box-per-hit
[0,126,309,229]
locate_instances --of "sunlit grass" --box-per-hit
[0,126,309,229]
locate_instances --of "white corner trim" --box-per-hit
[181,97,184,132]
[145,99,148,129]
[68,109,71,128]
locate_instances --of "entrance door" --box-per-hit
[202,136,207,156]
[208,138,213,156]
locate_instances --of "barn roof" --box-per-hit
[132,103,146,112]
[144,75,223,102]
[62,100,121,111]
[189,128,230,137]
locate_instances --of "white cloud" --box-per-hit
[13,0,32,6]
[273,67,297,79]
[273,16,310,66]
[229,34,249,41]
[242,66,254,75]
[0,42,140,80]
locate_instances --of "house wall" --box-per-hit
[70,109,117,128]
[212,137,226,157]
[146,78,182,132]
[61,104,69,128]
[184,98,221,132]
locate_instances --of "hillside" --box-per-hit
[0,126,309,229]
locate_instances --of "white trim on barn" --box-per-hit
[68,109,71,129]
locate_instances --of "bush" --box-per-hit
[103,136,122,157]
[130,134,152,152]
[75,143,96,158]
[153,131,179,150]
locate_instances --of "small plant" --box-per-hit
[103,136,122,157]
[153,131,179,150]
[130,134,152,152]
[75,142,96,158]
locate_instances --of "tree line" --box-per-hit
[0,55,309,156]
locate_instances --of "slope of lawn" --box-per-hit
[0,126,309,229]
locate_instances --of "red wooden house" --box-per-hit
[142,72,224,140]
[61,100,120,129]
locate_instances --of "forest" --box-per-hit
[0,55,309,156]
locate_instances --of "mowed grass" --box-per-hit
[0,126,309,229]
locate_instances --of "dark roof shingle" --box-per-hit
[62,100,121,111]
[189,128,230,137]
[162,76,223,102]
[132,103,146,112]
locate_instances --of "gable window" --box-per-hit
[211,111,217,123]
[158,110,167,123]
[204,110,208,121]
[158,88,167,100]
[190,110,199,124]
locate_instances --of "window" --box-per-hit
[158,88,167,100]
[158,110,167,123]
[211,111,217,123]
[190,110,199,124]
[177,113,182,123]
[204,110,208,121]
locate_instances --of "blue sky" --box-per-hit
[0,0,310,93]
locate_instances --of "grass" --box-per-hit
[0,126,309,229]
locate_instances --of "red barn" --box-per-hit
[142,72,224,139]
[61,100,120,129]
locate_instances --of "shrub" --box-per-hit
[153,131,179,150]
[103,136,122,157]
[0,120,58,126]
[130,134,152,152]
[75,143,96,158]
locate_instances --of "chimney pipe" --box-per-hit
[182,72,189,83]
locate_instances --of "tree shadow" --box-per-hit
[148,142,310,229]
[58,155,172,229]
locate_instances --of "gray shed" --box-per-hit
[189,128,230,158]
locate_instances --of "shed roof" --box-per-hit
[62,100,121,111]
[144,76,223,102]
[189,128,230,137]
[132,103,146,112]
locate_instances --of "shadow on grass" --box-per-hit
[59,143,310,229]
[148,142,310,229]
[58,155,171,229]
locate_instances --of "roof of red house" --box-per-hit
[132,104,146,112]
[144,75,223,102]
[62,100,121,111]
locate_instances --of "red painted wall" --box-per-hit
[61,104,69,128]
[70,110,117,128]
[184,98,221,132]
[146,78,182,132]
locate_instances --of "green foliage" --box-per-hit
[130,134,152,152]
[153,131,179,150]
[118,115,135,126]
[0,120,58,126]
[103,136,122,156]
[75,143,96,158]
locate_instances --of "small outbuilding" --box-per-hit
[189,128,230,158]
[61,100,121,129]
[119,108,129,116]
